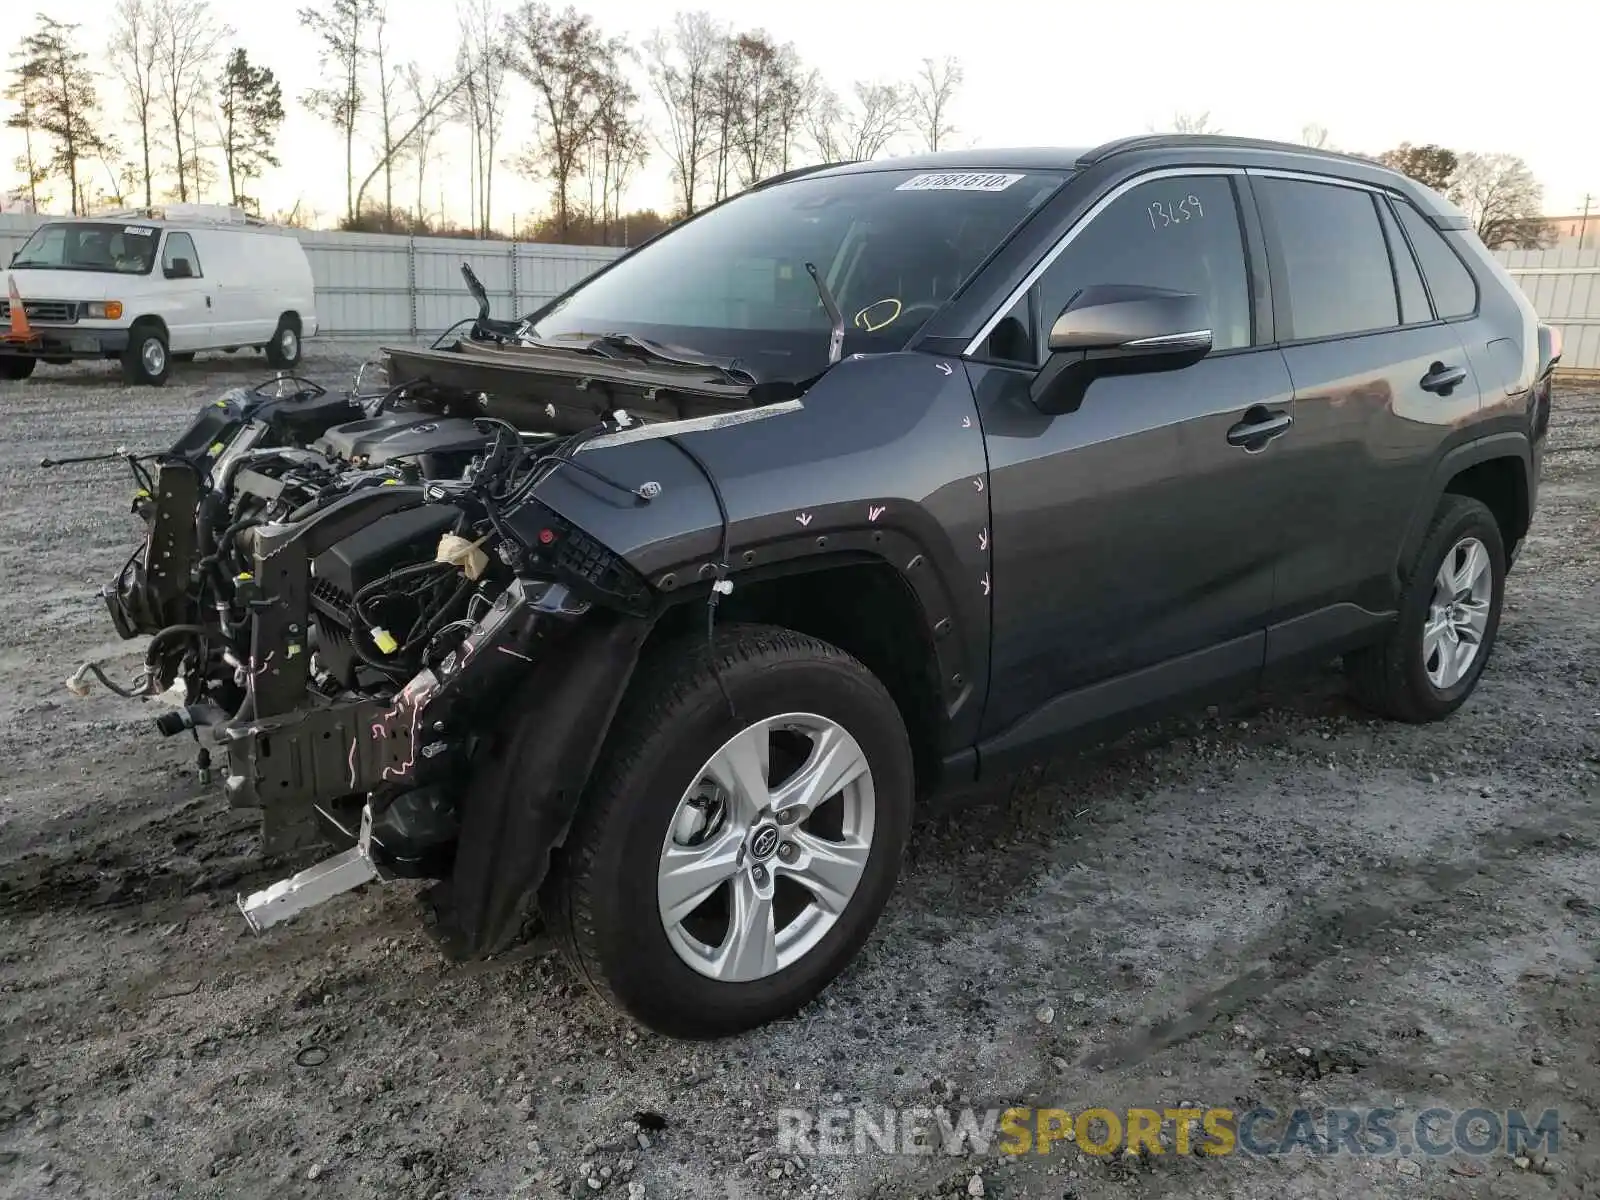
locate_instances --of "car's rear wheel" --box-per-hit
[264,316,302,368]
[1346,494,1505,722]
[541,623,914,1038]
[120,323,170,387]
[0,356,36,381]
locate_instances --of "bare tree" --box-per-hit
[300,0,377,224]
[803,81,845,163]
[1163,110,1220,134]
[840,81,909,160]
[4,41,51,211]
[9,16,109,214]
[367,3,407,222]
[706,34,741,203]
[153,0,225,203]
[1300,122,1330,149]
[454,0,508,236]
[405,65,447,227]
[1376,142,1458,192]
[107,0,161,207]
[727,32,785,189]
[910,56,962,153]
[1450,152,1554,249]
[644,11,721,216]
[217,47,283,213]
[504,2,617,237]
[352,71,462,221]
[589,51,648,242]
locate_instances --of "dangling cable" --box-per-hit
[665,435,736,722]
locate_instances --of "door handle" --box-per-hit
[1420,361,1467,395]
[1226,407,1293,449]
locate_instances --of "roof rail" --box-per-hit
[748,161,857,191]
[1074,133,1379,171]
[78,202,277,228]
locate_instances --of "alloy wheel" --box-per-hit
[141,337,166,376]
[1423,535,1493,689]
[657,713,875,983]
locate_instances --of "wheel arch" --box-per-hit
[1399,433,1531,582]
[645,557,952,801]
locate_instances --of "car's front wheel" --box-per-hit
[1346,494,1505,722]
[0,355,36,381]
[542,623,914,1038]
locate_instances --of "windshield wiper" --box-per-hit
[520,328,753,385]
[589,332,753,383]
[804,262,844,365]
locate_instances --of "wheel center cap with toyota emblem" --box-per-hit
[749,824,781,861]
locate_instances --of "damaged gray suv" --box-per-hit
[77,135,1560,1037]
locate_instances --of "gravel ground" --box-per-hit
[1,349,1597,1200]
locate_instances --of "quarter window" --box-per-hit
[1393,201,1479,319]
[1027,174,1253,361]
[162,232,201,278]
[1256,176,1398,340]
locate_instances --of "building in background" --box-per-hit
[1544,209,1596,251]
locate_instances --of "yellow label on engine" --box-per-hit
[372,628,398,654]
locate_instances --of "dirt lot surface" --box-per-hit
[0,350,1596,1200]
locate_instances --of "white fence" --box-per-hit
[1498,248,1600,376]
[3,212,1597,370]
[0,213,624,343]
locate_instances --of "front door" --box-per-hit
[158,231,214,351]
[968,169,1298,743]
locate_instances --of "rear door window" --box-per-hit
[1254,176,1399,341]
[1375,199,1433,324]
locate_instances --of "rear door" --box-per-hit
[967,168,1300,742]
[157,230,214,350]
[1247,171,1484,664]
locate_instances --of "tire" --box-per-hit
[0,356,36,381]
[120,323,170,386]
[1345,494,1505,723]
[264,316,302,369]
[541,623,915,1038]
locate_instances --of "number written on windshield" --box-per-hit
[1148,195,1205,230]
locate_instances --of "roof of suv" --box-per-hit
[788,134,1470,229]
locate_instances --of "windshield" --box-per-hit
[532,168,1067,379]
[10,222,161,274]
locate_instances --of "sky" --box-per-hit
[6,0,1599,226]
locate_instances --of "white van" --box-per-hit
[1,203,318,386]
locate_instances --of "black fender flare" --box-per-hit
[640,499,990,749]
[1397,430,1532,580]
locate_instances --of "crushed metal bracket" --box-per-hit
[237,803,386,932]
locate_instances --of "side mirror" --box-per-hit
[1030,284,1213,415]
[165,258,194,280]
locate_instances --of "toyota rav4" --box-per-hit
[73,134,1560,1038]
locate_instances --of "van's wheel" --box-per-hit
[120,323,170,386]
[541,624,914,1038]
[264,316,302,368]
[1346,494,1505,722]
[0,356,36,380]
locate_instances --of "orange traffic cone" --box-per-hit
[4,274,34,343]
